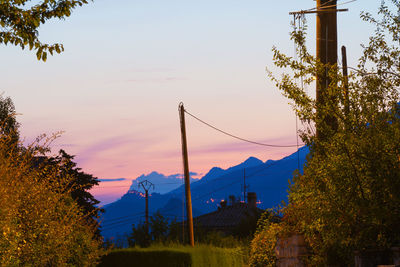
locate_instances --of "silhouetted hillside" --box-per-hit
[100,146,309,239]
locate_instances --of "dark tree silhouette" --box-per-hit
[0,95,19,144]
[52,150,103,225]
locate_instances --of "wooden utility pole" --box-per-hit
[178,103,195,247]
[138,180,154,235]
[290,1,348,140]
[316,0,338,138]
[316,0,338,79]
[341,45,349,118]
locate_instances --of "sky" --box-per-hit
[0,0,380,203]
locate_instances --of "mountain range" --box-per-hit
[100,146,309,239]
[130,171,199,195]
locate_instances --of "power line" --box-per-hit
[290,0,354,15]
[306,0,357,12]
[165,144,306,197]
[347,66,400,78]
[101,213,145,230]
[100,151,306,231]
[319,0,357,9]
[101,211,146,224]
[178,151,303,203]
[184,109,302,148]
[101,211,183,231]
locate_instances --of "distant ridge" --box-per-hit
[100,147,309,239]
[129,171,199,194]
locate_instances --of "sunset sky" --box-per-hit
[1,1,379,202]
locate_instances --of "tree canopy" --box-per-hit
[254,1,400,265]
[50,149,101,219]
[34,149,103,239]
[0,126,103,265]
[0,94,19,144]
[0,0,91,61]
[0,96,104,264]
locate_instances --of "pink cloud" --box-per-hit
[75,134,152,166]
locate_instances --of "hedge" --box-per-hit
[98,245,244,267]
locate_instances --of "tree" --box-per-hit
[52,149,101,219]
[128,212,170,247]
[0,95,18,135]
[0,133,103,265]
[0,94,19,145]
[40,149,103,237]
[128,223,151,248]
[149,212,170,242]
[0,0,91,61]
[258,1,400,265]
[0,95,104,264]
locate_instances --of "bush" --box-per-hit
[249,223,282,267]
[0,135,103,265]
[98,249,191,267]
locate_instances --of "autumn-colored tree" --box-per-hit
[252,1,400,265]
[0,0,91,61]
[0,95,103,264]
[0,134,103,265]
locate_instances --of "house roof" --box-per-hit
[193,202,262,230]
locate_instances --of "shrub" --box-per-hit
[249,223,282,267]
[0,134,103,266]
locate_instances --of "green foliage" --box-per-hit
[150,211,170,242]
[128,222,151,248]
[0,95,104,265]
[0,94,19,140]
[128,212,169,247]
[196,231,243,248]
[249,210,283,267]
[44,149,103,237]
[268,1,400,265]
[189,245,243,267]
[0,0,91,61]
[0,94,20,150]
[168,220,250,249]
[127,212,250,264]
[249,223,282,267]
[0,134,103,265]
[99,245,244,267]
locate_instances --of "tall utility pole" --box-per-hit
[316,0,338,139]
[138,180,155,235]
[290,1,348,139]
[178,103,195,247]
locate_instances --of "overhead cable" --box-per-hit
[100,150,306,231]
[306,0,357,12]
[184,109,302,148]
